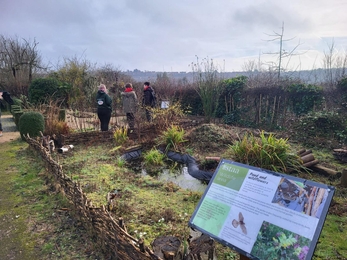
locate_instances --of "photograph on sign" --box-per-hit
[189,159,334,260]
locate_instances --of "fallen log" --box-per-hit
[303,159,319,168]
[333,148,347,153]
[333,149,347,163]
[311,164,341,177]
[301,154,315,164]
[297,148,306,155]
[300,149,313,157]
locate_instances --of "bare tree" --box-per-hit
[0,35,45,95]
[322,40,347,88]
[263,22,303,80]
[154,72,177,103]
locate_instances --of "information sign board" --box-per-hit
[189,159,335,260]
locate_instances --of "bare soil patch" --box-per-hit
[0,131,20,143]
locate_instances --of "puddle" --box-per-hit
[142,167,207,193]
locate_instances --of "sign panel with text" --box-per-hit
[189,159,334,260]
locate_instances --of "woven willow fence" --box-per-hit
[25,131,160,260]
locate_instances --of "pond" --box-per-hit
[142,167,207,193]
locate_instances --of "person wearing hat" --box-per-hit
[96,84,112,131]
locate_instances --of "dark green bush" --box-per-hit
[286,83,323,116]
[293,111,347,145]
[216,76,246,118]
[10,105,21,114]
[223,110,241,125]
[19,111,45,140]
[178,88,203,115]
[28,77,70,105]
[14,111,24,128]
[12,97,22,107]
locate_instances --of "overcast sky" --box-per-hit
[2,0,347,72]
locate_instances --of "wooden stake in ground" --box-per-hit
[341,169,347,187]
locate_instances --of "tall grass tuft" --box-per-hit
[152,102,185,131]
[113,126,128,145]
[226,131,303,173]
[143,148,165,166]
[158,125,187,152]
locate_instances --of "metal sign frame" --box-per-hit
[188,159,335,260]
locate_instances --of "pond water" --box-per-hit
[142,167,207,193]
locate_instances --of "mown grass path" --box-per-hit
[0,141,36,259]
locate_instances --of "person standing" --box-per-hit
[121,83,137,131]
[0,91,13,137]
[0,92,3,137]
[96,84,112,131]
[142,81,156,122]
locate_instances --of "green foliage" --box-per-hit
[286,83,323,116]
[191,57,222,122]
[152,102,185,131]
[12,97,22,107]
[337,76,347,105]
[178,87,203,116]
[19,111,45,140]
[143,148,165,166]
[10,104,21,115]
[113,126,128,145]
[58,109,66,121]
[18,94,33,109]
[216,76,247,118]
[28,77,70,105]
[226,131,303,173]
[116,156,126,167]
[293,111,347,145]
[337,76,347,91]
[51,57,96,109]
[13,111,24,128]
[158,125,186,152]
[223,109,242,125]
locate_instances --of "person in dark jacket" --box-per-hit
[142,81,156,122]
[0,92,3,137]
[96,84,112,131]
[121,83,137,131]
[0,91,14,137]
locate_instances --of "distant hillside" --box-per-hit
[123,70,247,82]
[123,68,340,84]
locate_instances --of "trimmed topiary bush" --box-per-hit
[19,111,45,140]
[10,104,21,115]
[14,111,24,128]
